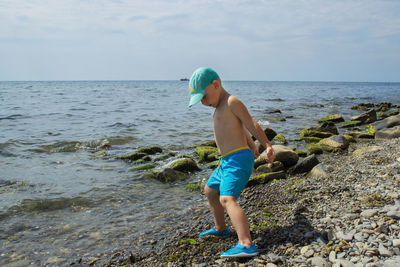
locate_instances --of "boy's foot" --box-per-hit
[220,242,258,258]
[199,226,230,238]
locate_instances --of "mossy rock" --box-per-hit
[153,154,172,162]
[299,128,333,139]
[318,114,345,123]
[307,143,323,154]
[194,146,218,163]
[291,147,307,157]
[338,120,363,128]
[130,163,155,171]
[365,124,376,135]
[148,168,189,183]
[342,134,356,143]
[247,171,286,187]
[318,135,349,152]
[169,158,200,173]
[186,183,201,192]
[377,111,389,119]
[116,152,148,161]
[344,132,374,139]
[206,160,220,169]
[272,134,287,144]
[388,109,400,116]
[296,136,322,143]
[137,146,163,155]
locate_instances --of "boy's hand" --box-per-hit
[265,146,275,163]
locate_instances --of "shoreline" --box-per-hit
[79,136,400,266]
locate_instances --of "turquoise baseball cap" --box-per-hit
[188,67,219,107]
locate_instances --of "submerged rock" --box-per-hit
[116,152,148,161]
[136,146,163,155]
[148,168,189,183]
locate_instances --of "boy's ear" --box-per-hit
[212,79,219,89]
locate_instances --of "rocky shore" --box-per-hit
[74,110,400,267]
[96,137,399,267]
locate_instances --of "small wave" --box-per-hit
[31,137,136,154]
[266,98,285,102]
[32,141,82,153]
[0,114,26,120]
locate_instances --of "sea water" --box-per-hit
[1,80,399,265]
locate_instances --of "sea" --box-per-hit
[1,80,399,266]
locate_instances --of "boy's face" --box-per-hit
[201,81,219,108]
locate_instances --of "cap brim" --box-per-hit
[188,93,204,107]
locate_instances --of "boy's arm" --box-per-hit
[229,96,275,163]
[244,128,259,159]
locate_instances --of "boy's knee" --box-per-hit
[204,185,219,198]
[219,195,236,208]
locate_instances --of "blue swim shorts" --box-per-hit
[206,147,254,199]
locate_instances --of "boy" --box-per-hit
[188,67,275,257]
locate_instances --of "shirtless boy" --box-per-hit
[188,67,275,257]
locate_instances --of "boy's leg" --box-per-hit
[204,185,226,231]
[220,195,252,247]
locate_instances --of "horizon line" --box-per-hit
[0,79,399,83]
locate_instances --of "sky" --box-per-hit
[0,0,399,82]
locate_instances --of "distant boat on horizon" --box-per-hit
[180,78,189,81]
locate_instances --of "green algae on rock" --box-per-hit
[338,120,363,128]
[246,171,286,187]
[318,114,345,123]
[136,146,163,155]
[194,146,218,163]
[168,158,200,173]
[272,133,287,144]
[116,152,148,161]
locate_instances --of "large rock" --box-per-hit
[372,115,400,140]
[375,125,400,140]
[350,109,377,124]
[168,158,200,173]
[272,145,299,167]
[307,164,329,179]
[373,115,400,131]
[318,135,349,152]
[291,154,320,174]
